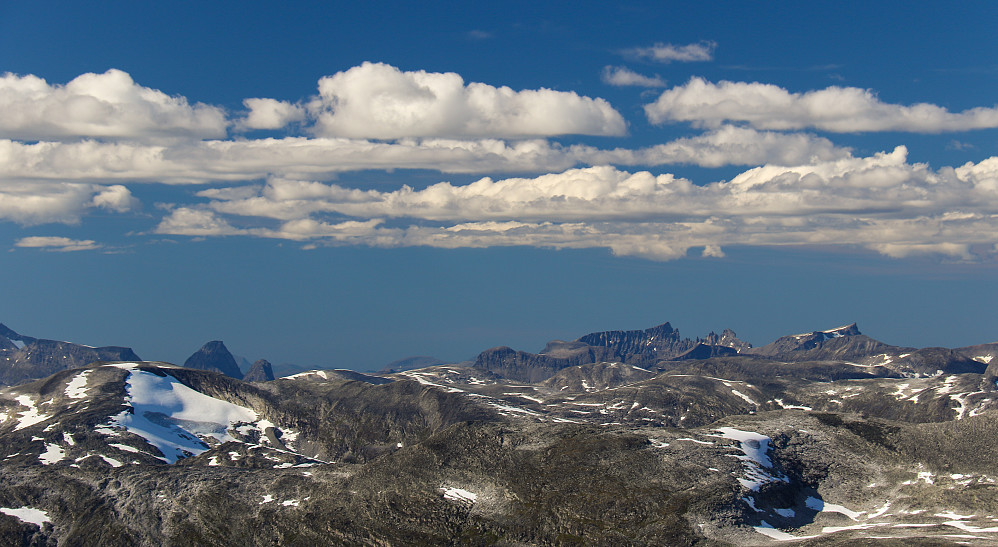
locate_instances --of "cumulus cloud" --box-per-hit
[646,77,998,132]
[0,181,137,225]
[589,125,849,168]
[155,148,998,261]
[625,41,716,63]
[0,69,227,141]
[14,236,101,252]
[0,127,850,191]
[239,98,306,130]
[92,184,139,212]
[601,66,666,87]
[306,62,627,139]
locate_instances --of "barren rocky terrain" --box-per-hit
[0,321,997,545]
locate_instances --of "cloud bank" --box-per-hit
[14,236,101,252]
[3,66,997,262]
[304,62,627,139]
[0,69,227,142]
[646,78,998,132]
[625,41,717,63]
[601,66,666,88]
[156,148,998,261]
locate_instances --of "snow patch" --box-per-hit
[13,395,51,431]
[109,443,143,454]
[440,487,477,506]
[675,437,713,445]
[64,370,91,399]
[935,511,976,520]
[944,521,998,533]
[754,521,817,541]
[710,428,786,491]
[0,507,51,527]
[38,443,65,465]
[107,370,259,463]
[806,497,864,520]
[730,389,757,405]
[772,398,812,410]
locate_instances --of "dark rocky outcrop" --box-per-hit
[893,347,987,376]
[702,328,752,352]
[748,323,866,356]
[183,341,242,378]
[242,359,275,382]
[475,322,749,383]
[0,324,140,386]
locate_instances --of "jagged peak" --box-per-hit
[184,340,242,379]
[243,359,275,382]
[577,321,677,346]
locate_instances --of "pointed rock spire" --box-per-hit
[183,340,242,378]
[242,359,275,382]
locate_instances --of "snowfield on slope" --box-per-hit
[107,369,259,463]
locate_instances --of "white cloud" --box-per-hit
[626,41,716,63]
[158,148,998,261]
[239,98,306,130]
[646,77,998,133]
[306,62,627,139]
[15,236,101,252]
[0,127,849,191]
[0,69,227,141]
[0,181,137,225]
[154,207,243,237]
[92,185,139,212]
[601,66,666,87]
[588,125,849,167]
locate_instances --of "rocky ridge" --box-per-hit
[0,324,140,386]
[0,320,997,544]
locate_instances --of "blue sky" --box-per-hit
[1,1,996,371]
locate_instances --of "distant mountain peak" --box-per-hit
[0,322,140,385]
[242,359,275,382]
[822,323,861,337]
[183,340,242,378]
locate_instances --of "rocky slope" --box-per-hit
[0,324,140,386]
[1,320,997,545]
[242,359,275,382]
[474,322,753,383]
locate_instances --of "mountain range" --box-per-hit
[0,319,996,544]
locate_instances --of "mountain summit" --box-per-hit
[474,322,751,382]
[242,359,275,382]
[0,323,140,385]
[183,341,242,378]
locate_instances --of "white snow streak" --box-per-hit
[64,370,91,399]
[0,507,51,527]
[13,395,51,431]
[38,443,65,465]
[440,487,477,506]
[108,370,259,463]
